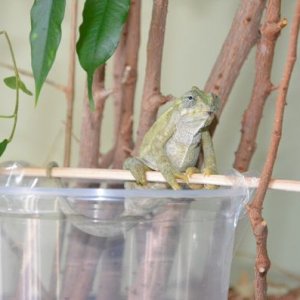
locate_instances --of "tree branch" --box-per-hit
[248,0,300,298]
[78,66,107,169]
[234,0,287,172]
[112,23,127,142]
[205,0,267,118]
[134,0,169,154]
[112,0,141,168]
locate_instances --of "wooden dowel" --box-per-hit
[0,167,299,192]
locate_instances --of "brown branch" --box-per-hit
[234,0,287,172]
[205,0,267,117]
[112,0,141,168]
[134,0,169,154]
[60,228,89,299]
[98,149,115,168]
[248,0,300,298]
[78,66,107,169]
[60,66,108,298]
[66,236,106,300]
[63,0,78,167]
[112,24,127,141]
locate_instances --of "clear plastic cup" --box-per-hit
[0,163,250,300]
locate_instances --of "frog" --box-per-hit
[121,86,220,219]
[124,86,220,189]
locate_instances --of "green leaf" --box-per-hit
[77,0,130,108]
[4,76,33,96]
[30,0,66,104]
[0,139,9,157]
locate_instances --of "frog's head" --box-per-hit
[176,86,221,127]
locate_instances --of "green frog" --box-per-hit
[125,86,220,188]
[122,86,220,218]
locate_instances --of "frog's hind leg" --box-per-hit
[123,157,150,186]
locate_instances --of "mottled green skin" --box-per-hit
[124,86,220,190]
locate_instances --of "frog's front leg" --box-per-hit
[148,120,188,190]
[184,130,218,190]
[123,157,151,186]
[201,130,218,189]
[155,154,188,190]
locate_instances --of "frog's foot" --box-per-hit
[160,168,188,190]
[123,157,150,186]
[185,167,204,190]
[202,167,219,190]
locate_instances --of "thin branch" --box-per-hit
[0,62,67,93]
[248,0,300,298]
[112,24,127,142]
[112,0,141,168]
[1,167,300,192]
[205,0,267,118]
[234,1,287,172]
[78,66,107,169]
[63,0,78,167]
[251,0,300,208]
[134,0,169,154]
[98,149,115,168]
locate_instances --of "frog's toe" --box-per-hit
[185,167,200,178]
[202,167,215,176]
[135,177,147,186]
[170,181,181,190]
[159,167,185,190]
[202,167,219,190]
[185,167,203,189]
[188,183,204,190]
[124,157,149,186]
[204,184,219,190]
[174,172,189,184]
[133,169,148,186]
[164,172,183,190]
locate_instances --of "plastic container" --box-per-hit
[0,165,250,300]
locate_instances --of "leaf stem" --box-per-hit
[0,114,15,119]
[0,30,20,143]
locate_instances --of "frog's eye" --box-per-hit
[183,94,196,108]
[185,95,194,102]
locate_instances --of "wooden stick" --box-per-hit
[0,167,299,192]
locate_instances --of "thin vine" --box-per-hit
[0,30,32,156]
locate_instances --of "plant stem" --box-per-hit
[63,0,78,167]
[234,0,287,172]
[248,0,300,298]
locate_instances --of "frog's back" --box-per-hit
[140,105,177,154]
